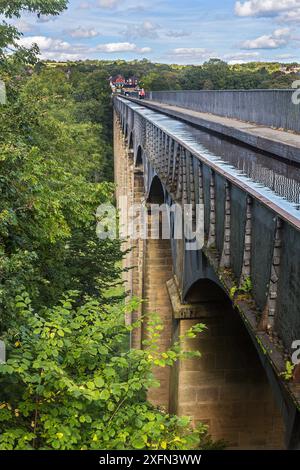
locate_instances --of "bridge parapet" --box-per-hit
[115,96,300,356]
[148,90,300,133]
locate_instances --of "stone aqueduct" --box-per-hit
[113,94,300,449]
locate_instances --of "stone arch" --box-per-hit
[135,145,144,171]
[128,131,134,151]
[147,175,165,204]
[171,273,286,449]
[184,278,227,304]
[125,124,129,141]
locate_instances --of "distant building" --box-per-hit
[280,65,300,75]
[110,75,126,87]
[109,75,139,92]
[126,76,139,87]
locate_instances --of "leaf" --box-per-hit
[86,381,95,390]
[52,441,60,449]
[132,436,146,450]
[99,389,110,401]
[94,376,104,388]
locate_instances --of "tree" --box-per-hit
[140,71,181,91]
[0,64,124,325]
[0,293,218,450]
[0,1,68,17]
[0,1,68,72]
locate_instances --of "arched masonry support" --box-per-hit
[167,277,285,448]
[114,96,300,449]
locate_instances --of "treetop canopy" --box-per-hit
[0,0,68,18]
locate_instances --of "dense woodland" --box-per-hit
[46,56,299,92]
[0,0,298,451]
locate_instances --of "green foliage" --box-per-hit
[0,1,68,17]
[230,278,252,300]
[0,64,122,326]
[0,293,217,450]
[41,55,299,96]
[58,57,300,93]
[239,277,253,294]
[0,1,68,74]
[229,285,238,300]
[280,361,295,381]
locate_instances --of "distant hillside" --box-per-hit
[43,58,300,91]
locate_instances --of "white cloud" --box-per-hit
[279,8,300,23]
[96,42,151,53]
[37,51,84,61]
[235,0,300,17]
[224,51,260,63]
[241,28,291,49]
[121,21,160,39]
[19,36,72,51]
[11,19,34,33]
[78,2,92,9]
[235,0,300,25]
[36,14,59,23]
[67,27,101,38]
[276,53,296,59]
[17,35,152,60]
[172,48,212,59]
[120,21,191,41]
[97,0,120,8]
[166,30,190,38]
[18,36,88,61]
[274,27,291,36]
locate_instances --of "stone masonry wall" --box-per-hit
[176,307,285,449]
[142,218,174,410]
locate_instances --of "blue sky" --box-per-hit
[12,0,300,63]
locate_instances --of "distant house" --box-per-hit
[126,76,138,87]
[109,74,139,93]
[280,65,300,75]
[110,75,126,87]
